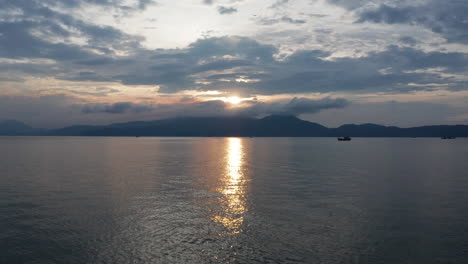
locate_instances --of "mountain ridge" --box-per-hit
[1,116,468,137]
[0,120,42,135]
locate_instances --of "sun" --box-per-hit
[224,96,243,105]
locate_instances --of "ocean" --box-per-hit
[1,137,468,263]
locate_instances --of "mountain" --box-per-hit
[2,116,468,137]
[46,115,468,137]
[256,115,328,136]
[0,120,40,135]
[333,124,403,137]
[332,123,468,137]
[47,115,330,137]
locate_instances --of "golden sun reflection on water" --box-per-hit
[213,138,247,235]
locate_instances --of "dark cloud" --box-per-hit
[325,0,389,10]
[356,1,468,44]
[187,36,277,61]
[269,0,289,9]
[39,87,121,97]
[218,6,238,15]
[82,102,154,114]
[0,94,158,128]
[192,59,252,73]
[76,58,116,66]
[137,0,157,10]
[65,71,113,82]
[0,21,94,60]
[237,97,350,116]
[0,94,82,128]
[399,36,418,46]
[38,0,157,10]
[64,36,466,95]
[135,97,350,118]
[358,4,412,24]
[203,0,214,5]
[155,39,466,94]
[13,0,462,98]
[110,36,277,91]
[276,97,350,115]
[365,45,468,73]
[257,16,306,25]
[78,97,349,118]
[0,0,144,64]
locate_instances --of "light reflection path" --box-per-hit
[213,138,247,235]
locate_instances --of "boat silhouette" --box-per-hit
[338,136,352,141]
[441,136,456,139]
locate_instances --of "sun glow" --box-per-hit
[212,138,247,235]
[221,96,255,105]
[224,96,243,104]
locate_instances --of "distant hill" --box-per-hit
[46,115,468,137]
[2,116,468,137]
[0,120,40,135]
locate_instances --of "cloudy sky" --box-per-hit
[1,0,467,128]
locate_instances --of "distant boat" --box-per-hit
[338,136,352,141]
[441,136,456,139]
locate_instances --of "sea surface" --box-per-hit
[1,137,468,264]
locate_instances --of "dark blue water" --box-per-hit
[1,137,468,263]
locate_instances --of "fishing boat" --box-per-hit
[338,136,352,141]
[441,136,456,139]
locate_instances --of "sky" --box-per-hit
[0,0,467,128]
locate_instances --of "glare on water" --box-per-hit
[212,138,247,235]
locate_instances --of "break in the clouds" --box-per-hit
[0,0,467,128]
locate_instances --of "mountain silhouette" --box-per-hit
[0,120,41,135]
[2,115,468,137]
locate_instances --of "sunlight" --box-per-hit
[224,96,243,105]
[213,138,247,235]
[220,96,256,105]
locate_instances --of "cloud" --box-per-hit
[257,16,306,25]
[237,97,350,116]
[0,0,144,63]
[2,1,466,100]
[138,38,467,94]
[39,87,121,97]
[36,0,157,11]
[325,0,385,10]
[399,36,418,46]
[269,0,289,9]
[61,71,112,82]
[203,0,215,5]
[217,6,238,15]
[60,35,465,96]
[3,24,461,97]
[82,102,154,114]
[0,0,467,129]
[0,21,94,60]
[356,1,468,44]
[77,97,349,118]
[0,94,82,128]
[1,94,466,129]
[137,0,157,10]
[308,100,468,128]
